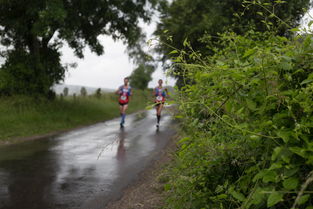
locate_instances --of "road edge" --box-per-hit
[104,134,178,209]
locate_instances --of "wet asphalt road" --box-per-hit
[0,109,176,209]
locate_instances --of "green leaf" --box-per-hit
[236,107,245,115]
[257,12,263,16]
[284,167,299,178]
[272,147,283,161]
[263,170,277,183]
[183,38,189,47]
[164,183,171,191]
[243,48,256,58]
[215,185,224,193]
[251,188,265,205]
[267,191,283,207]
[169,50,179,55]
[276,130,292,143]
[216,60,225,66]
[216,194,227,200]
[283,177,299,190]
[298,194,310,205]
[289,147,307,158]
[229,187,246,202]
[246,98,257,110]
[290,27,300,32]
[178,137,190,144]
[253,170,266,182]
[250,135,261,140]
[269,162,283,170]
[225,101,233,113]
[301,79,313,85]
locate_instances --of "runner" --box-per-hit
[116,77,132,128]
[154,79,167,128]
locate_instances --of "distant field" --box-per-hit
[53,84,114,95]
[0,90,151,143]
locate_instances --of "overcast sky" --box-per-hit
[302,6,313,28]
[61,16,176,90]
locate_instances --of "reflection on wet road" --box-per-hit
[0,109,176,209]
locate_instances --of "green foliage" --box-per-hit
[0,0,160,95]
[157,0,310,53]
[130,64,155,90]
[80,87,87,97]
[95,88,102,99]
[63,87,69,97]
[0,48,65,96]
[0,90,149,142]
[155,0,311,87]
[165,30,313,208]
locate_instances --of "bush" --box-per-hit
[165,30,313,208]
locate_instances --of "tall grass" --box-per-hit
[0,90,150,142]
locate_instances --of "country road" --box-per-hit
[0,108,176,209]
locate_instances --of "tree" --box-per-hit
[156,0,311,54]
[63,87,69,96]
[130,64,155,90]
[80,87,87,97]
[0,0,160,96]
[155,0,311,87]
[95,88,101,99]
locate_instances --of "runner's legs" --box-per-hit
[155,103,164,126]
[120,104,128,126]
[122,104,128,114]
[157,103,164,115]
[119,105,124,114]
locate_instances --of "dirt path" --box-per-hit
[105,135,178,209]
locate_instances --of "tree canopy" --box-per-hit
[155,0,311,58]
[0,0,160,96]
[154,0,311,88]
[130,64,154,90]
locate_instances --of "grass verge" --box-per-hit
[0,90,150,143]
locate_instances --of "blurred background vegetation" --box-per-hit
[0,90,150,143]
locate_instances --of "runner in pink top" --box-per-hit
[116,77,132,128]
[154,79,167,128]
